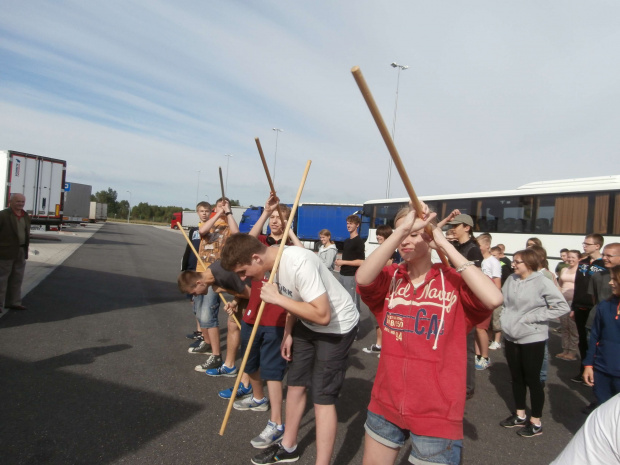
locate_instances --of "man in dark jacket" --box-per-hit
[0,193,31,311]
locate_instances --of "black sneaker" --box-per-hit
[186,331,202,340]
[570,374,584,383]
[251,444,300,464]
[194,354,222,372]
[500,413,527,428]
[582,402,598,415]
[517,422,543,438]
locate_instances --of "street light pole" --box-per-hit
[126,190,131,223]
[224,154,233,192]
[272,128,283,184]
[386,62,409,199]
[195,170,201,205]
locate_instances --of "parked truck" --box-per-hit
[62,182,92,223]
[238,203,363,250]
[0,150,66,230]
[170,211,200,229]
[89,202,108,222]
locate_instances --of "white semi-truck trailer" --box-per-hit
[0,150,66,230]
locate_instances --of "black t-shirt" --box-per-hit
[454,238,483,268]
[573,257,606,309]
[499,256,512,285]
[340,235,365,276]
[209,260,248,295]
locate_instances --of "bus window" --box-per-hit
[535,195,555,234]
[497,197,534,233]
[477,199,500,232]
[363,202,407,228]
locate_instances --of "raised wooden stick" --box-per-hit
[220,160,312,436]
[219,166,226,201]
[177,225,241,329]
[351,66,449,266]
[255,137,286,226]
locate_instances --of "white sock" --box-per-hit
[283,444,297,453]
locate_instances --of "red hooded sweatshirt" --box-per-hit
[357,262,490,440]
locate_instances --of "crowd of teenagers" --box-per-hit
[175,195,620,465]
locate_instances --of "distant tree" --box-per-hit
[93,188,119,215]
[230,199,240,206]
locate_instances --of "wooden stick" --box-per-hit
[255,137,286,226]
[219,166,226,201]
[351,66,449,266]
[177,225,241,329]
[220,160,312,436]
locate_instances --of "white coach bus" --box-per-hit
[360,176,620,268]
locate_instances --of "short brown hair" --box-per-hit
[376,224,393,239]
[526,237,543,248]
[221,233,267,270]
[529,244,549,270]
[586,234,605,247]
[177,270,214,294]
[491,246,501,253]
[196,201,211,211]
[477,233,491,245]
[514,248,540,272]
[346,214,361,226]
[277,204,292,221]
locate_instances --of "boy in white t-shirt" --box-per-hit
[221,233,359,465]
[476,234,502,369]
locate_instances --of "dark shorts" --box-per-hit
[286,320,357,405]
[365,410,463,465]
[240,321,287,381]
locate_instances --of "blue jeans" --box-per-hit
[193,286,220,328]
[365,410,462,465]
[593,369,620,405]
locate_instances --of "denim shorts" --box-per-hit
[192,287,220,328]
[365,410,462,465]
[240,321,287,381]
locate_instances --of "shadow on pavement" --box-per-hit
[0,346,202,464]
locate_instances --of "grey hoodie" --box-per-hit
[318,243,338,271]
[500,271,570,344]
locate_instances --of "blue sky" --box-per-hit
[1,1,619,210]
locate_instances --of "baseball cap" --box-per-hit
[447,214,474,227]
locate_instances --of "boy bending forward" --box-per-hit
[221,233,359,465]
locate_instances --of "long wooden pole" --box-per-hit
[220,160,312,436]
[351,66,449,266]
[219,167,226,201]
[255,137,286,226]
[177,225,241,329]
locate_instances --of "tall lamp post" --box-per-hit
[224,154,233,192]
[386,62,409,199]
[126,190,131,223]
[272,128,283,184]
[195,170,201,205]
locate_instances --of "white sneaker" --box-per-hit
[489,341,502,350]
[250,421,284,449]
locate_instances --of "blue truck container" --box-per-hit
[239,206,264,233]
[239,203,363,250]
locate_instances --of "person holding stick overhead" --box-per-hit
[356,202,503,465]
[189,197,239,373]
[221,228,359,465]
